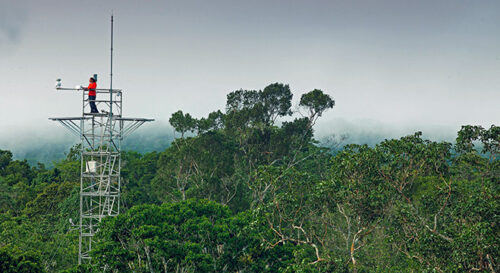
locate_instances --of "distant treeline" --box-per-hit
[6,129,173,167]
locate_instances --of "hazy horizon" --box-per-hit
[0,117,478,166]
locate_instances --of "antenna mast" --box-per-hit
[110,14,114,120]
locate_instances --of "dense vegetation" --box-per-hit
[0,83,498,272]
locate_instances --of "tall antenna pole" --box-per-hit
[109,14,114,121]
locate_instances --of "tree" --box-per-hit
[151,131,245,211]
[225,83,293,128]
[0,150,13,173]
[261,83,293,123]
[196,110,224,134]
[299,89,334,126]
[169,110,197,138]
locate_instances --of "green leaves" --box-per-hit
[456,124,500,157]
[169,110,197,137]
[261,83,294,122]
[0,78,497,273]
[225,83,294,128]
[0,150,13,172]
[170,110,226,137]
[0,247,45,273]
[299,89,334,123]
[23,181,77,218]
[91,199,294,272]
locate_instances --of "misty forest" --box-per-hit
[0,83,498,272]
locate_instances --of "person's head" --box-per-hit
[89,77,95,83]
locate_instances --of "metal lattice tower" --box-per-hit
[51,87,152,263]
[50,16,153,264]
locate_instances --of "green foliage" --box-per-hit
[23,181,77,218]
[0,247,45,273]
[121,151,161,208]
[152,131,246,211]
[0,150,13,171]
[456,125,500,156]
[196,110,224,133]
[169,110,197,137]
[91,199,298,272]
[0,83,497,272]
[0,150,81,272]
[299,89,334,122]
[225,83,293,128]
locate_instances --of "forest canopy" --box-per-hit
[0,83,498,272]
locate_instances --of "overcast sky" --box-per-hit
[1,0,499,152]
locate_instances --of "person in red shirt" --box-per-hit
[84,77,98,113]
